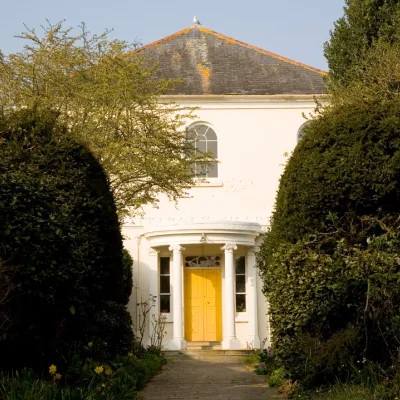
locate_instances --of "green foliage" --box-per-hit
[121,249,133,306]
[257,75,400,386]
[324,0,400,88]
[0,21,211,216]
[0,108,132,369]
[268,367,287,388]
[0,351,165,399]
[254,348,279,376]
[310,385,371,400]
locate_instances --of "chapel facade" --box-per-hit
[122,24,326,350]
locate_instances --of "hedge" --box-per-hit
[257,98,400,386]
[0,109,133,369]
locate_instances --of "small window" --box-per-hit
[297,121,311,142]
[160,257,171,313]
[185,256,221,268]
[235,256,246,312]
[187,123,218,178]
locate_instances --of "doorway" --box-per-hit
[184,269,222,341]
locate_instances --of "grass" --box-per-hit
[243,352,260,367]
[309,384,383,400]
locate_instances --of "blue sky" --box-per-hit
[0,0,345,71]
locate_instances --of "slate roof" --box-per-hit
[135,25,327,96]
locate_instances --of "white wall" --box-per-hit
[122,96,317,347]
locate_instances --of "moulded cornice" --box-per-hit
[144,221,261,248]
[160,94,327,103]
[158,94,328,110]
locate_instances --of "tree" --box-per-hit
[324,0,400,88]
[0,21,205,217]
[0,108,132,369]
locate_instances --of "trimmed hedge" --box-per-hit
[0,109,133,369]
[121,249,134,306]
[257,99,400,385]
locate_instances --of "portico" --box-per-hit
[144,221,262,350]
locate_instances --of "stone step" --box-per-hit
[162,349,256,360]
[186,341,222,351]
[186,341,221,347]
[186,345,222,350]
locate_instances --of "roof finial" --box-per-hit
[193,16,201,25]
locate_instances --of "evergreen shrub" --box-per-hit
[257,98,400,386]
[0,109,133,369]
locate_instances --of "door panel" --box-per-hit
[184,269,203,341]
[203,270,221,341]
[184,269,222,341]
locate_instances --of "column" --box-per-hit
[168,244,187,350]
[247,247,261,349]
[221,243,241,349]
[147,248,160,346]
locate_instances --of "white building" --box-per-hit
[122,24,326,350]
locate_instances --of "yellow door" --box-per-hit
[184,269,222,341]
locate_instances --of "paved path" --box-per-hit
[141,356,282,400]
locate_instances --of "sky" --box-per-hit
[0,0,345,71]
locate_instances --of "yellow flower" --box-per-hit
[101,383,106,388]
[128,352,133,357]
[94,366,104,374]
[49,364,57,375]
[104,368,112,375]
[88,342,93,349]
[54,373,62,381]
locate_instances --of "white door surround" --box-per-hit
[144,221,262,350]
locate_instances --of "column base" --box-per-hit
[222,337,241,350]
[248,336,261,349]
[168,338,187,351]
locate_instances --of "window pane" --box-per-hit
[186,130,197,140]
[160,295,170,313]
[160,257,170,274]
[207,161,218,178]
[207,141,218,158]
[236,274,246,293]
[196,162,207,177]
[205,127,217,140]
[196,140,207,154]
[160,275,170,293]
[236,294,246,312]
[235,256,245,274]
[195,125,208,136]
[190,162,196,175]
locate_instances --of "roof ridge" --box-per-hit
[134,25,327,76]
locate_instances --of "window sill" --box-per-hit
[193,179,223,187]
[235,313,248,323]
[160,313,173,323]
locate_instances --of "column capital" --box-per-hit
[221,243,237,253]
[169,244,186,253]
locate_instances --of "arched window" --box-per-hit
[187,123,218,178]
[297,121,311,143]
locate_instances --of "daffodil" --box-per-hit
[94,366,104,374]
[49,364,57,375]
[54,373,62,381]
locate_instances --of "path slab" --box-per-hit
[142,356,281,400]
